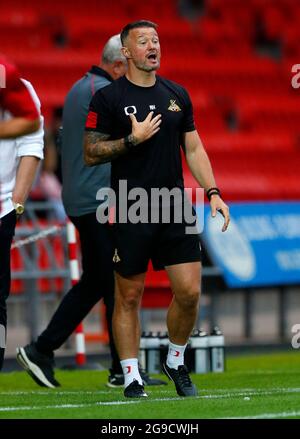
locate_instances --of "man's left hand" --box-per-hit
[210,195,230,232]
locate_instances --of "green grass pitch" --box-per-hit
[0,351,300,419]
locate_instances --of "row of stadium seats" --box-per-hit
[183,150,300,201]
[2,0,300,56]
[2,0,299,206]
[201,133,298,153]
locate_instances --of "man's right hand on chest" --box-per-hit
[129,111,161,145]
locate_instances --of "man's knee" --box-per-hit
[175,287,200,310]
[116,286,144,311]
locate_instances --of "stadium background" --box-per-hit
[2,0,300,364]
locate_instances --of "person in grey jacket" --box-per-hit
[17,35,166,388]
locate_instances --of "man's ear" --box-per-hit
[113,60,125,76]
[121,46,131,59]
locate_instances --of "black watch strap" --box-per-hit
[124,135,135,150]
[206,187,221,201]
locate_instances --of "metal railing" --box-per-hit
[10,201,70,340]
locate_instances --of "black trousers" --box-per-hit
[0,210,17,370]
[36,212,121,373]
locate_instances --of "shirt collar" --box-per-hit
[89,65,113,82]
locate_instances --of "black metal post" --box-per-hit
[244,288,253,339]
[278,286,288,340]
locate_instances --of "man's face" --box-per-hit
[124,27,161,72]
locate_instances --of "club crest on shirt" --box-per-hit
[113,248,121,263]
[168,99,181,112]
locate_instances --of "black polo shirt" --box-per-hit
[85,75,195,195]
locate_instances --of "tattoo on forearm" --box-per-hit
[128,133,139,146]
[84,131,128,165]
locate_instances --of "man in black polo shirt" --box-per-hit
[17,34,166,389]
[84,20,230,398]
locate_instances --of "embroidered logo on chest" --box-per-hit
[168,100,181,112]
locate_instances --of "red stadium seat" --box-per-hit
[143,264,172,308]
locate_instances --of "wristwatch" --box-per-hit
[13,202,25,215]
[124,135,136,150]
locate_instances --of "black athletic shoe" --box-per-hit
[162,363,197,397]
[106,369,124,388]
[124,380,148,398]
[139,368,168,386]
[107,368,168,387]
[16,343,60,389]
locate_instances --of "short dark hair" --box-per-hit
[120,20,158,45]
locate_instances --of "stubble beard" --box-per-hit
[135,60,160,72]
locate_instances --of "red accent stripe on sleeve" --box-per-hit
[86,111,98,128]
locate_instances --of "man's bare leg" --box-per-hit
[162,261,201,396]
[166,261,201,346]
[113,271,146,391]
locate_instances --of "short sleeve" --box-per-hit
[85,89,113,135]
[1,61,39,120]
[181,87,195,133]
[16,80,44,159]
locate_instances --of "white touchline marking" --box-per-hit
[1,387,300,396]
[229,370,276,374]
[222,411,300,419]
[197,388,300,399]
[0,401,140,412]
[0,391,118,395]
[1,387,300,412]
[0,399,186,412]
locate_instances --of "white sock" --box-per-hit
[120,358,142,388]
[166,341,187,370]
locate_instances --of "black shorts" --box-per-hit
[112,219,202,276]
